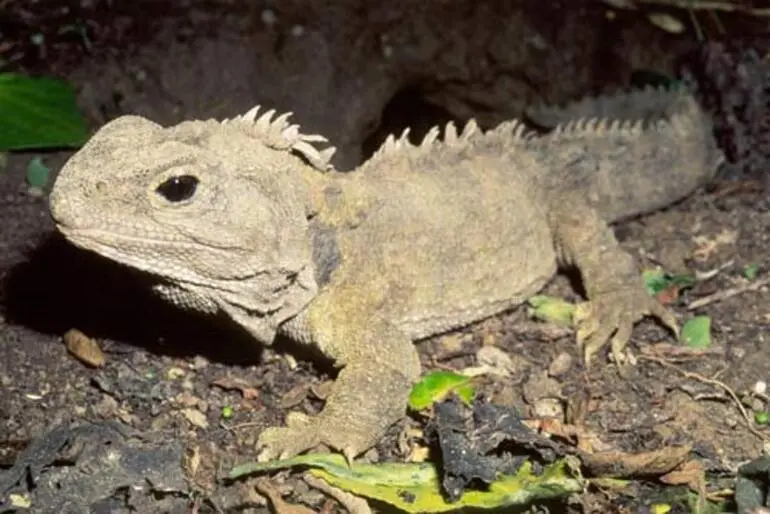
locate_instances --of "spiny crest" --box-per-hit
[546,92,700,140]
[221,105,336,171]
[367,119,481,163]
[367,116,539,163]
[548,117,646,140]
[484,118,537,144]
[526,84,688,128]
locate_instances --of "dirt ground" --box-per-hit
[1,1,769,513]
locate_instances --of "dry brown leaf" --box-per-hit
[581,444,692,478]
[304,473,372,514]
[211,376,261,400]
[524,417,607,453]
[254,478,316,514]
[181,408,209,429]
[279,384,311,409]
[661,458,705,490]
[64,328,105,368]
[662,459,708,513]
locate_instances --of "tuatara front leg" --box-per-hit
[258,290,422,462]
[549,196,679,365]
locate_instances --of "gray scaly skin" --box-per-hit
[48,87,723,462]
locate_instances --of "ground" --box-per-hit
[1,1,769,513]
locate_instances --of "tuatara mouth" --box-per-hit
[52,225,197,285]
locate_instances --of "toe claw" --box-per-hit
[575,279,679,367]
[650,300,679,337]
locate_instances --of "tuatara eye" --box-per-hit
[156,175,199,202]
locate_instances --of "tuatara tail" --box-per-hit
[526,86,725,223]
[525,85,699,130]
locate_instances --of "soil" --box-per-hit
[1,1,769,513]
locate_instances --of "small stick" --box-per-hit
[603,0,770,16]
[687,276,770,310]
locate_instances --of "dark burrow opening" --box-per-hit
[362,86,458,161]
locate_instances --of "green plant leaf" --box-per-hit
[0,73,88,151]
[527,295,575,327]
[26,156,50,188]
[229,453,584,512]
[744,264,759,281]
[408,371,475,411]
[643,269,669,296]
[642,269,696,297]
[680,316,711,349]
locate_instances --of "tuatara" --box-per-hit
[48,86,723,461]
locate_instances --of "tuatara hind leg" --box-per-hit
[549,196,679,365]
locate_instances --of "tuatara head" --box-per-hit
[49,107,335,343]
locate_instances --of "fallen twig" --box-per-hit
[687,275,770,310]
[602,0,770,16]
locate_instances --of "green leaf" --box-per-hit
[408,371,475,411]
[650,503,672,514]
[744,264,759,281]
[229,453,584,512]
[26,156,50,188]
[643,269,669,296]
[754,411,769,425]
[680,316,711,349]
[642,269,696,298]
[0,73,89,151]
[527,295,575,327]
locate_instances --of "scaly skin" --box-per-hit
[48,87,723,461]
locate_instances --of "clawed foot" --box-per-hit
[575,282,679,366]
[257,411,380,463]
